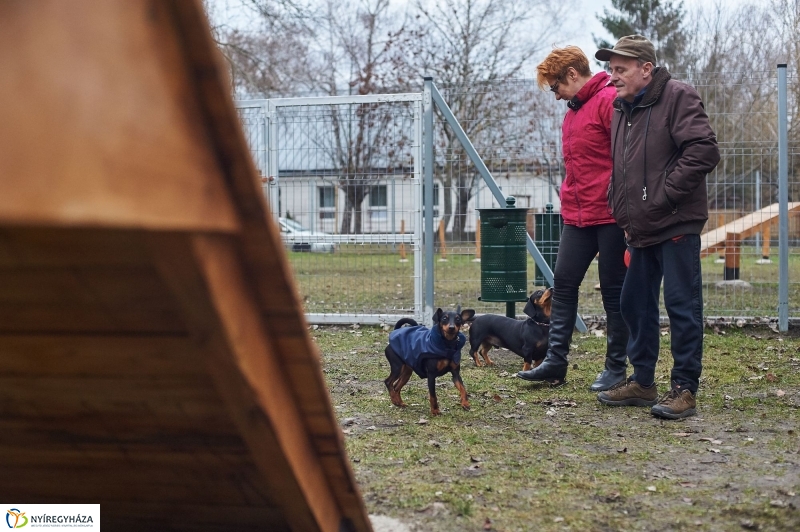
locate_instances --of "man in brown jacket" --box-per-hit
[594,35,720,419]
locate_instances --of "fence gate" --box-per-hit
[237,94,424,325]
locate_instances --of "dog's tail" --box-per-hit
[393,317,418,330]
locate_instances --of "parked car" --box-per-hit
[278,217,336,253]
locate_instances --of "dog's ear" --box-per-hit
[523,298,537,318]
[523,291,541,318]
[460,308,476,322]
[456,304,462,315]
[433,308,444,324]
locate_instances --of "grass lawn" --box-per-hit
[313,324,800,531]
[288,246,800,319]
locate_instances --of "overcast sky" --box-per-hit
[208,0,761,76]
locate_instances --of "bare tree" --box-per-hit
[203,0,316,97]
[399,0,573,240]
[314,0,410,234]
[679,0,799,208]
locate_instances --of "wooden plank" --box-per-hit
[0,335,198,377]
[0,464,271,506]
[149,233,334,532]
[0,266,186,334]
[701,202,800,257]
[0,228,152,268]
[0,376,232,421]
[0,0,240,232]
[189,234,347,532]
[105,503,289,532]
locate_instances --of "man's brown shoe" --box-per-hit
[597,377,658,407]
[651,385,697,419]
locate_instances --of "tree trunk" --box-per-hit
[452,179,473,241]
[340,197,354,234]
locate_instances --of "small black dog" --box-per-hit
[468,288,553,370]
[384,306,476,416]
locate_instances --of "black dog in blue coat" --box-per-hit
[384,306,476,416]
[467,288,553,371]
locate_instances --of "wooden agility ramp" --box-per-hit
[0,2,371,531]
[701,202,800,258]
[701,202,800,279]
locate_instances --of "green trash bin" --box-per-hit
[534,203,563,285]
[478,197,530,317]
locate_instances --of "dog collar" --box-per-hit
[534,320,550,327]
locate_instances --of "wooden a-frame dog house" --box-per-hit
[0,1,371,530]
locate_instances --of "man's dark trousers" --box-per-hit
[621,234,703,393]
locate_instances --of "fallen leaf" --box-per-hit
[470,456,483,463]
[683,497,693,504]
[672,432,692,437]
[740,519,758,530]
[707,448,721,453]
[776,389,786,397]
[417,418,428,425]
[366,426,376,431]
[680,482,697,488]
[553,517,564,523]
[483,517,493,531]
[749,375,764,381]
[770,499,787,508]
[429,440,440,447]
[766,373,778,382]
[646,486,657,492]
[545,408,557,416]
[699,437,714,442]
[617,447,627,453]
[492,394,502,402]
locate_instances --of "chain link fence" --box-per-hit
[237,69,799,324]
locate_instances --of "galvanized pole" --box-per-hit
[267,99,280,218]
[423,78,435,323]
[428,81,587,333]
[777,64,789,332]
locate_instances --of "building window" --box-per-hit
[422,183,440,217]
[369,185,388,221]
[319,185,335,219]
[369,185,388,207]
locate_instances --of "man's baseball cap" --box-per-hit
[595,35,657,65]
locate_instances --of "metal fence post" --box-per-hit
[423,78,435,323]
[777,64,789,331]
[267,99,280,218]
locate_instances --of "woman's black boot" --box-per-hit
[517,298,577,385]
[589,310,629,391]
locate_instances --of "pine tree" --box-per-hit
[594,0,688,71]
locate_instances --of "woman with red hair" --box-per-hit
[518,46,628,390]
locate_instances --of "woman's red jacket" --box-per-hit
[559,71,617,227]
